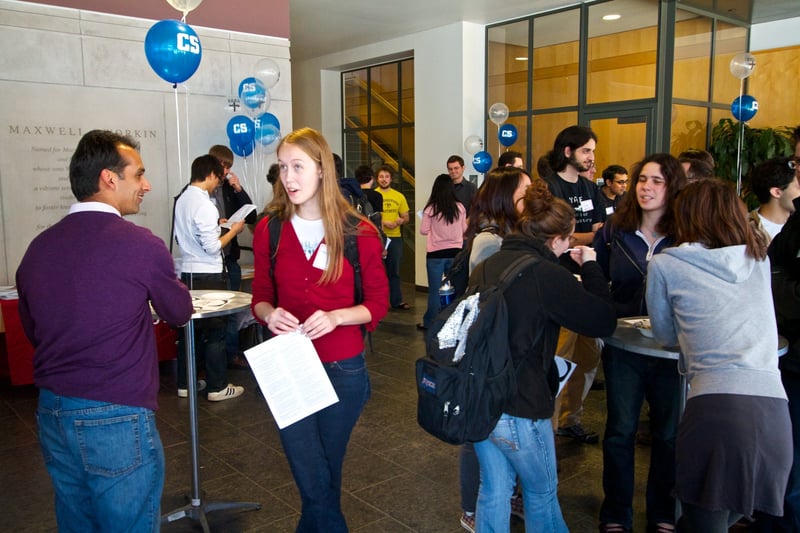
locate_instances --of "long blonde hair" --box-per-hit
[267,127,363,283]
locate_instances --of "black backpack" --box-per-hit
[442,225,498,299]
[415,254,539,445]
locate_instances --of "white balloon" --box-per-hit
[254,58,281,89]
[464,135,483,155]
[166,0,203,16]
[729,52,756,80]
[489,102,509,126]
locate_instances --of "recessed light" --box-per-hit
[602,14,621,21]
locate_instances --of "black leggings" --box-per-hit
[679,502,743,533]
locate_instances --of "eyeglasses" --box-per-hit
[789,159,798,171]
[614,180,629,186]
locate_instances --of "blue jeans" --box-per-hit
[385,237,404,307]
[423,257,454,328]
[279,353,370,533]
[600,345,680,529]
[475,414,568,533]
[37,389,164,533]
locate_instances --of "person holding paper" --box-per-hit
[592,153,687,533]
[173,154,247,401]
[250,127,389,532]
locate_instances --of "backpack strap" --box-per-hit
[476,253,540,292]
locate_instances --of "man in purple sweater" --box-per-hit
[16,130,193,532]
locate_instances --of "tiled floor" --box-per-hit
[0,285,656,532]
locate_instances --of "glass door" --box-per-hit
[585,107,654,181]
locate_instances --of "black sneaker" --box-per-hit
[556,424,599,444]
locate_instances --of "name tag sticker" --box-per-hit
[606,206,615,215]
[312,244,328,271]
[580,199,594,212]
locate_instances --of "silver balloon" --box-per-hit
[254,58,281,89]
[489,103,509,126]
[464,135,483,155]
[166,0,203,16]
[729,52,756,80]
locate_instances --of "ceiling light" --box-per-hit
[602,14,621,21]
[515,56,528,61]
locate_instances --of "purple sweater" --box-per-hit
[16,210,193,410]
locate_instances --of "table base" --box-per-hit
[162,499,262,532]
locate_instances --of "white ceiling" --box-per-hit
[288,0,800,61]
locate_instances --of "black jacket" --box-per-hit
[479,234,616,420]
[219,180,257,261]
[768,196,800,375]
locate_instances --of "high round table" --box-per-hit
[161,290,261,532]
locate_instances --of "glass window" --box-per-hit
[343,69,368,130]
[673,11,712,102]
[670,104,709,156]
[370,63,399,127]
[531,111,578,177]
[712,21,748,105]
[532,9,579,110]
[487,20,529,113]
[587,0,659,104]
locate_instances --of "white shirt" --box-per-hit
[758,212,784,241]
[174,185,223,274]
[291,214,325,259]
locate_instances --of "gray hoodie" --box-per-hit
[646,242,786,401]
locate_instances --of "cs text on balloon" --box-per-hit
[227,115,255,146]
[489,103,509,126]
[472,151,492,173]
[498,124,518,147]
[238,77,268,110]
[144,19,202,84]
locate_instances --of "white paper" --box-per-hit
[384,237,392,250]
[244,331,339,429]
[554,356,576,397]
[221,204,257,228]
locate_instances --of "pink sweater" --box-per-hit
[420,203,467,253]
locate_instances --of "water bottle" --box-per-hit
[439,276,455,308]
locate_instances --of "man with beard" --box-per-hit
[544,125,605,445]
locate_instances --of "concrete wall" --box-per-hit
[292,22,485,288]
[0,0,291,284]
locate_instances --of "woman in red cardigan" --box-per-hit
[251,127,388,532]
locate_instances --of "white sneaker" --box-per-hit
[177,379,207,398]
[207,384,244,402]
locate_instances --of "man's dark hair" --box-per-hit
[267,163,280,185]
[376,164,395,180]
[792,126,800,149]
[602,164,628,185]
[354,164,374,185]
[684,159,715,181]
[69,130,139,201]
[447,155,465,167]
[749,157,797,205]
[190,154,223,183]
[678,148,714,168]
[548,125,597,172]
[536,152,552,178]
[498,151,523,167]
[333,153,344,179]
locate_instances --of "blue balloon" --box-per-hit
[731,95,758,122]
[231,140,255,157]
[254,112,280,131]
[498,124,518,147]
[473,151,493,173]
[226,115,255,146]
[144,20,202,84]
[238,77,267,109]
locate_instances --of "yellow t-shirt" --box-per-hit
[377,187,409,238]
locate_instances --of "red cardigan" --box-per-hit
[251,216,389,362]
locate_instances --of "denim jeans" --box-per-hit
[475,414,568,533]
[422,256,454,328]
[600,345,680,529]
[177,272,229,392]
[37,389,164,533]
[279,352,370,533]
[385,237,404,307]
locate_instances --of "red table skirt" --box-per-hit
[0,298,178,386]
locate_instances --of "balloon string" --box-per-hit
[182,84,191,166]
[173,86,183,184]
[736,78,744,196]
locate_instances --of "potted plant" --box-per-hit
[710,118,795,209]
